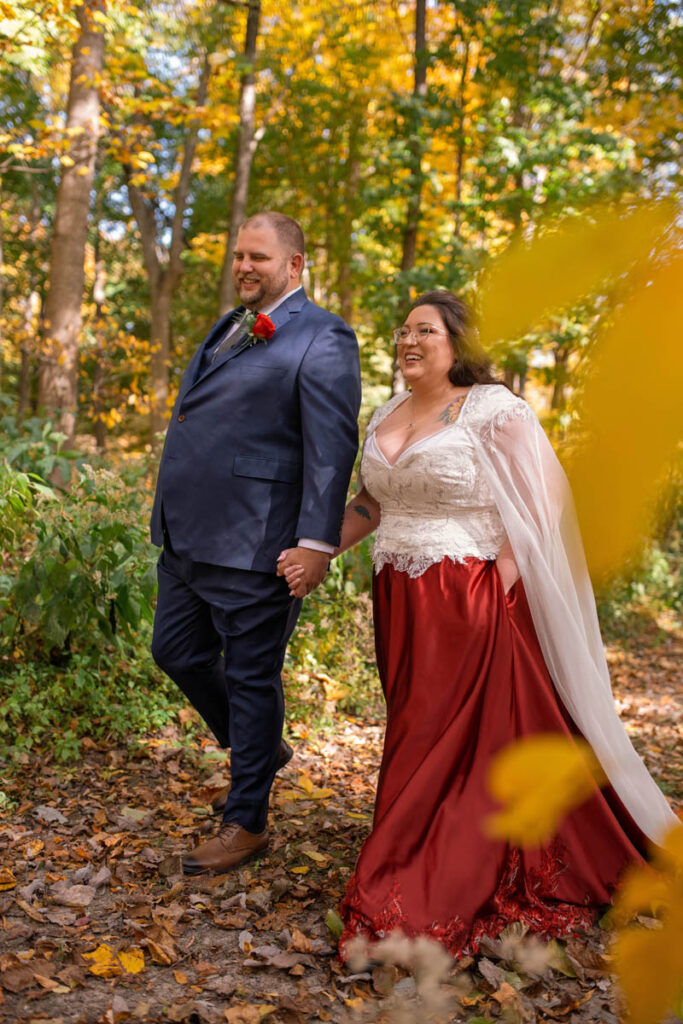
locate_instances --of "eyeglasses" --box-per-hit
[393,323,447,345]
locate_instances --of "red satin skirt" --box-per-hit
[339,557,647,959]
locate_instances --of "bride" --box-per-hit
[280,289,677,958]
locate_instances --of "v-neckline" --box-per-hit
[372,386,476,468]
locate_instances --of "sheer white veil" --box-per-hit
[468,401,678,845]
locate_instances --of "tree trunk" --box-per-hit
[92,245,107,451]
[149,275,175,441]
[392,0,427,395]
[126,59,210,448]
[218,0,262,316]
[16,183,42,419]
[551,345,569,411]
[336,117,363,325]
[0,189,4,393]
[400,0,427,273]
[17,289,41,418]
[509,99,527,234]
[37,0,105,448]
[453,36,472,242]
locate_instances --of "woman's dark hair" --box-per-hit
[409,290,501,387]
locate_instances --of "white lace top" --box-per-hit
[361,384,534,577]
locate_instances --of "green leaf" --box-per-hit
[325,908,344,939]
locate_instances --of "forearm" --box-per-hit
[335,488,381,556]
[496,538,515,564]
[495,537,520,593]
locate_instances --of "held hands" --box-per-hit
[277,547,330,598]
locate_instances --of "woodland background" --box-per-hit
[0,3,681,1023]
[0,0,680,765]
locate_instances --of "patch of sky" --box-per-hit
[145,47,197,93]
[100,221,127,243]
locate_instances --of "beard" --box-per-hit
[234,263,290,309]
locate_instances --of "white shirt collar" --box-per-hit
[250,284,303,318]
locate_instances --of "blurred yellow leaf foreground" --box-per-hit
[612,823,683,1024]
[478,200,683,579]
[486,734,606,846]
[569,254,683,577]
[488,735,683,1024]
[478,202,674,348]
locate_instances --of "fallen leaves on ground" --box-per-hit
[83,943,146,977]
[0,625,679,1023]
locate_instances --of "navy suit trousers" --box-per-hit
[151,539,301,833]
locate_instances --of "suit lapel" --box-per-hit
[183,307,245,395]
[194,290,307,382]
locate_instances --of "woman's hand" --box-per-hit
[277,548,326,598]
[284,566,306,598]
[278,557,307,598]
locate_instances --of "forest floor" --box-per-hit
[0,621,680,1024]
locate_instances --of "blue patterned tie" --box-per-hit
[210,310,249,364]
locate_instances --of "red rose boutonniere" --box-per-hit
[251,313,276,341]
[235,311,276,352]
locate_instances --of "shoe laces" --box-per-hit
[217,822,243,848]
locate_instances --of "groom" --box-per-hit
[150,211,361,874]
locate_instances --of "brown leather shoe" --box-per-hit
[210,738,294,815]
[182,823,269,876]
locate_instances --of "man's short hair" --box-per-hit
[241,211,305,257]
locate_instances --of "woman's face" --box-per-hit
[396,305,454,387]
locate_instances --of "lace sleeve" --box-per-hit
[472,408,677,844]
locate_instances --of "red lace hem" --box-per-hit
[338,841,597,962]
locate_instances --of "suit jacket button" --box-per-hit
[178,413,186,422]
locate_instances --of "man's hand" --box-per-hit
[277,547,329,597]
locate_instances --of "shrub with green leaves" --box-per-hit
[0,397,79,483]
[0,647,182,763]
[3,463,157,659]
[0,453,181,765]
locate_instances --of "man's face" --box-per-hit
[232,222,297,309]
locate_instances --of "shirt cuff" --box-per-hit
[298,538,335,555]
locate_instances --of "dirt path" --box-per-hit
[0,626,680,1024]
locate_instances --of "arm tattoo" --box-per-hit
[353,503,372,520]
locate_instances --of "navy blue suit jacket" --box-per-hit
[150,289,361,572]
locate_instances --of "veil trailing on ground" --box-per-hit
[470,406,678,845]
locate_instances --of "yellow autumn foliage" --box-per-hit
[477,201,674,347]
[612,823,683,1024]
[0,867,17,891]
[83,942,145,977]
[487,733,683,1022]
[477,199,682,578]
[486,734,606,846]
[569,255,683,577]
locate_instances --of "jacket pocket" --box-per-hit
[234,363,288,377]
[233,455,301,484]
